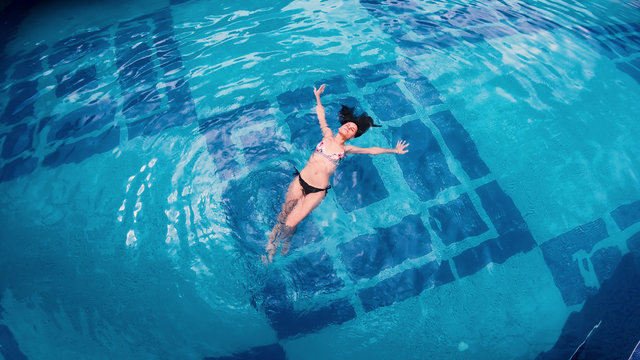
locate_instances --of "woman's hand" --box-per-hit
[314,84,325,98]
[394,140,410,154]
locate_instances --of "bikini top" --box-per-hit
[314,140,345,166]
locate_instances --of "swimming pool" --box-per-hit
[1,0,640,358]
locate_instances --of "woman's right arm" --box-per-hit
[314,85,333,138]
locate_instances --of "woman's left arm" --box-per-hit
[345,140,409,155]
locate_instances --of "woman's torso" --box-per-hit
[299,138,345,188]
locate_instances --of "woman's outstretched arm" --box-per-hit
[345,140,410,155]
[314,84,333,138]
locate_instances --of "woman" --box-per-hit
[264,84,409,263]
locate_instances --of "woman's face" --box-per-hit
[339,122,358,139]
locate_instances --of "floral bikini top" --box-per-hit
[314,140,345,166]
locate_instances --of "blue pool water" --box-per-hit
[1,0,640,358]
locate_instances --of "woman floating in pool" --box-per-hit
[264,84,409,263]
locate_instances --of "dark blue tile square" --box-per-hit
[629,231,640,253]
[339,214,432,280]
[315,75,349,95]
[611,200,640,230]
[390,119,460,201]
[0,156,38,183]
[116,43,158,89]
[46,98,116,142]
[277,87,315,114]
[11,57,42,80]
[403,76,442,106]
[428,193,488,245]
[358,260,451,312]
[331,155,389,212]
[222,164,294,254]
[55,65,97,98]
[286,251,344,299]
[200,101,271,181]
[121,88,163,119]
[2,123,35,159]
[115,22,151,47]
[430,110,490,180]
[273,298,356,338]
[240,126,288,169]
[590,246,622,285]
[616,62,640,83]
[42,126,120,167]
[540,219,609,305]
[351,62,400,88]
[286,113,321,150]
[203,344,286,360]
[2,80,38,125]
[289,218,324,251]
[0,324,28,360]
[153,35,184,74]
[49,29,109,66]
[475,180,528,236]
[365,83,415,120]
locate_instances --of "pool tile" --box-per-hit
[611,200,640,230]
[390,119,460,201]
[0,156,38,183]
[286,113,319,150]
[365,83,415,121]
[314,75,349,95]
[127,109,193,139]
[629,232,640,252]
[403,75,442,107]
[475,180,531,237]
[2,80,38,125]
[203,344,286,360]
[351,61,400,88]
[429,110,490,180]
[338,214,432,280]
[286,251,344,299]
[2,123,35,159]
[165,78,196,117]
[240,126,288,169]
[200,100,272,180]
[121,88,163,119]
[590,246,622,285]
[331,155,389,213]
[55,66,97,98]
[453,229,535,278]
[49,28,109,67]
[268,297,356,339]
[153,35,184,74]
[452,181,536,278]
[358,260,454,312]
[428,193,488,246]
[116,44,158,89]
[540,219,609,305]
[11,50,44,80]
[42,126,120,167]
[222,164,293,254]
[616,63,640,83]
[0,324,28,360]
[277,87,315,115]
[115,22,151,48]
[288,218,324,251]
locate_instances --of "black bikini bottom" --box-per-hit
[294,168,331,196]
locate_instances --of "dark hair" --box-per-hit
[338,105,381,138]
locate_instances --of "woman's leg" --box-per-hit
[279,191,326,255]
[264,178,304,262]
